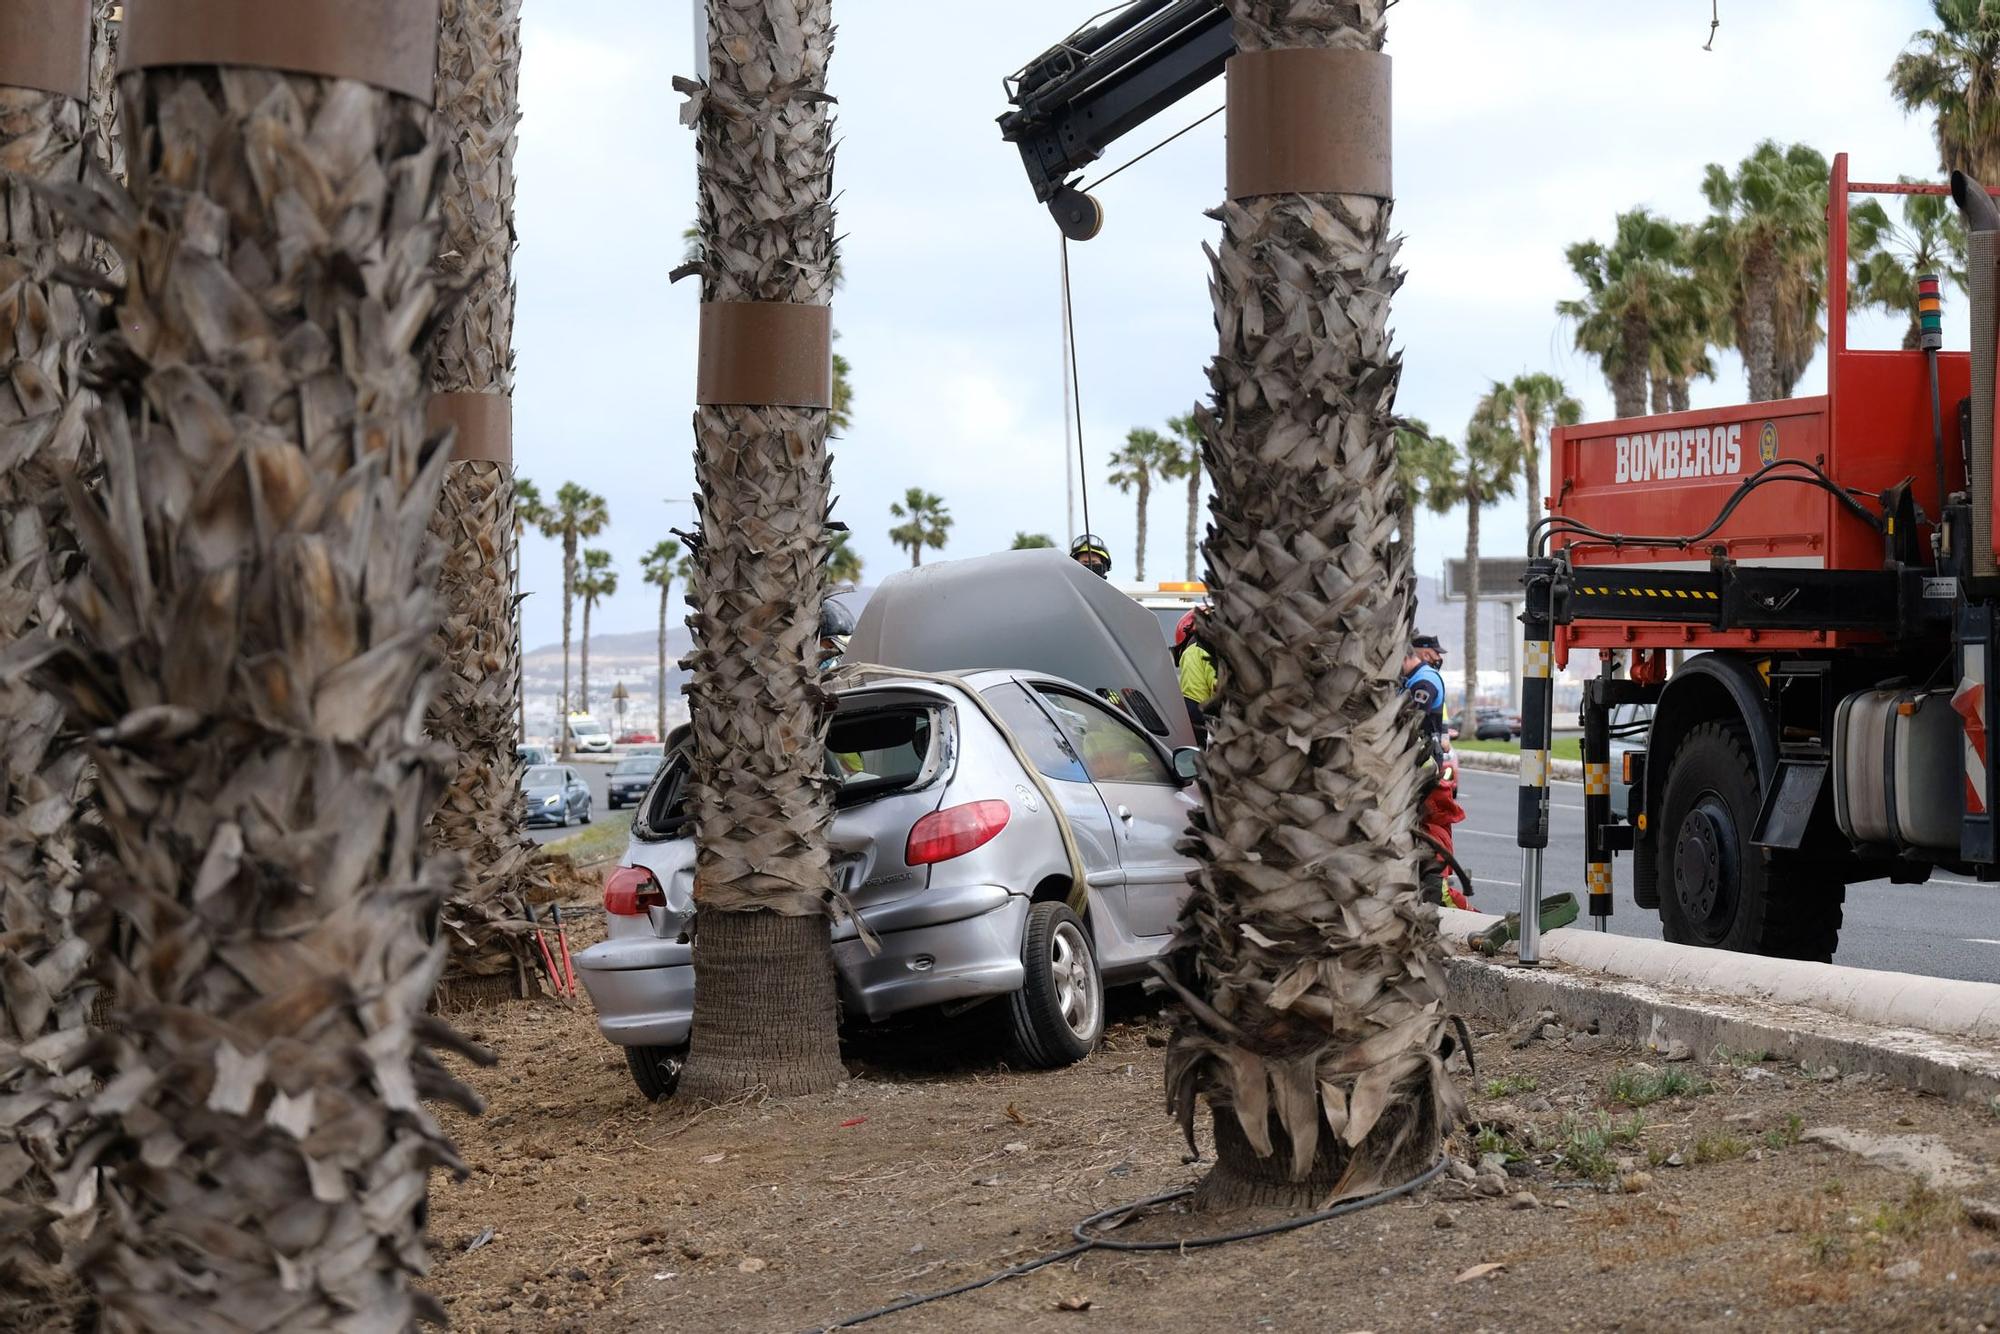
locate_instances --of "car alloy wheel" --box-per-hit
[1049,919,1100,1041]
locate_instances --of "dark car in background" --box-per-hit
[523,764,593,828]
[1474,708,1522,741]
[607,755,664,810]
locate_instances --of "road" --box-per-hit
[1451,765,2000,984]
[525,758,616,846]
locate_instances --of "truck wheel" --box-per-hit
[1657,721,1840,961]
[1005,903,1103,1069]
[625,1044,687,1101]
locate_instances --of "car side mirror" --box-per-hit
[1171,747,1200,784]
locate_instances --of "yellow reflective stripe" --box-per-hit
[1521,750,1549,787]
[1525,642,1552,679]
[1587,863,1613,893]
[1584,762,1610,796]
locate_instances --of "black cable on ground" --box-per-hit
[812,1157,1447,1331]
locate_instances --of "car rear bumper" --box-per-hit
[575,884,1029,1048]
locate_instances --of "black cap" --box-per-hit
[1411,633,1443,652]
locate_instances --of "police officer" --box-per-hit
[1402,633,1467,907]
[1401,633,1451,755]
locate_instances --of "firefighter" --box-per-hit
[1174,608,1217,742]
[1402,633,1468,908]
[1068,533,1113,579]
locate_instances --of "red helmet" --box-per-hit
[1174,609,1198,649]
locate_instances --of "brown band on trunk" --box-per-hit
[120,0,441,106]
[697,302,833,409]
[429,391,513,467]
[1226,48,1391,202]
[0,2,91,101]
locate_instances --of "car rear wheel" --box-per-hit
[1005,902,1103,1069]
[625,1044,687,1101]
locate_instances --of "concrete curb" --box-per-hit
[1438,906,2000,1104]
[1454,749,1584,782]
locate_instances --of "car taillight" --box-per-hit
[906,801,1011,866]
[604,865,666,916]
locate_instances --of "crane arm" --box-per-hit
[998,0,1232,240]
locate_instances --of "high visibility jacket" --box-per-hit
[1179,642,1217,705]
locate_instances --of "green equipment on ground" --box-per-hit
[1467,893,1580,957]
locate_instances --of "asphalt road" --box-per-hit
[1451,765,2000,984]
[524,757,618,846]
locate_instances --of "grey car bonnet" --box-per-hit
[846,549,1196,750]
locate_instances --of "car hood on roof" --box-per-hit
[845,548,1196,750]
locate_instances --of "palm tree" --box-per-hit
[535,482,608,755]
[1694,140,1830,403]
[426,0,539,993]
[676,0,847,1100]
[1162,412,1205,580]
[888,487,952,567]
[827,528,864,585]
[0,10,110,1294]
[1391,418,1457,557]
[1558,208,1693,418]
[577,548,618,719]
[1852,181,1969,347]
[1486,373,1582,554]
[642,540,683,743]
[1450,401,1524,721]
[25,49,466,1324]
[1109,427,1174,580]
[515,477,549,740]
[1012,531,1057,549]
[1166,0,1460,1210]
[1892,0,2000,183]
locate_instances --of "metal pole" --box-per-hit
[1060,235,1077,541]
[1516,558,1558,964]
[1583,658,1614,932]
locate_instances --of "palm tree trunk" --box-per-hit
[1613,313,1650,417]
[1516,403,1540,557]
[1463,496,1481,721]
[1186,466,1201,580]
[1135,472,1151,581]
[911,541,921,568]
[1397,494,1415,557]
[581,595,594,719]
[657,581,670,741]
[1166,0,1457,1210]
[0,10,101,1296]
[1668,376,1691,414]
[677,0,845,1102]
[26,57,475,1326]
[1744,254,1780,403]
[428,0,538,988]
[1650,366,1671,415]
[560,533,576,757]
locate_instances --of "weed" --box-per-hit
[1805,1231,1851,1267]
[1607,1066,1710,1107]
[1473,1124,1526,1162]
[1869,1186,1960,1240]
[1483,1074,1539,1099]
[1551,1112,1646,1183]
[1691,1133,1750,1165]
[1762,1114,1804,1151]
[1711,1045,1771,1068]
[1822,1178,1845,1198]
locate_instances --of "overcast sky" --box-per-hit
[510,0,1944,651]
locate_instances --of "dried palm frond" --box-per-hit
[674,0,845,1102]
[87,1,121,184]
[426,0,545,987]
[13,65,480,1327]
[1165,0,1462,1211]
[0,67,103,1306]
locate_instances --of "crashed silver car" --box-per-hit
[575,551,1202,1100]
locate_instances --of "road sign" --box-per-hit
[1442,556,1531,602]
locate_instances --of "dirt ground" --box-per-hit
[426,930,2000,1333]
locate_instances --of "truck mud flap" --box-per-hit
[1752,759,1827,851]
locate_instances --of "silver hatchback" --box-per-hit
[575,667,1201,1101]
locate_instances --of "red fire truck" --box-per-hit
[1516,153,1996,964]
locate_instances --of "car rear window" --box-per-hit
[827,708,936,806]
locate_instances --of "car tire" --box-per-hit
[581,800,593,825]
[1657,720,1841,962]
[1005,902,1103,1069]
[625,1044,687,1102]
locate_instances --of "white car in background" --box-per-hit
[567,714,613,754]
